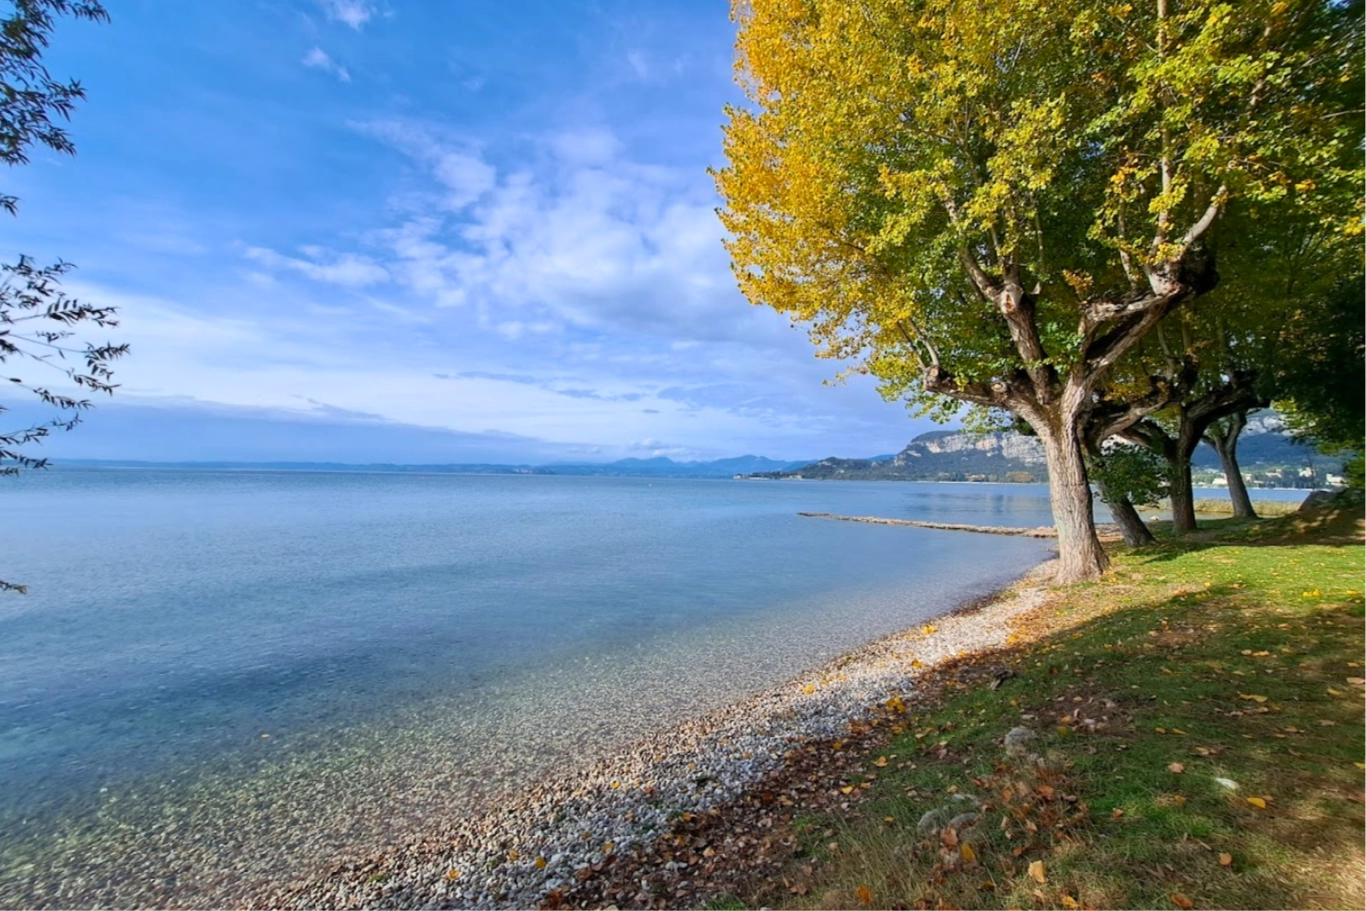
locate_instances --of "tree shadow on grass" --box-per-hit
[1131,505,1364,562]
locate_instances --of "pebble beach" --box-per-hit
[261,560,1058,910]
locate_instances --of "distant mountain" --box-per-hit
[746,415,1344,487]
[542,454,812,478]
[54,454,815,480]
[747,431,1047,483]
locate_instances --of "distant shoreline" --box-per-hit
[38,462,1323,493]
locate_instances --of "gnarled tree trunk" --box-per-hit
[1204,412,1257,519]
[1034,411,1110,581]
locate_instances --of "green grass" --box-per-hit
[758,513,1364,910]
[1190,499,1302,517]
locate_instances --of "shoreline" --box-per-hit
[262,560,1059,910]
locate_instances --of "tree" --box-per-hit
[716,0,1362,581]
[1087,440,1164,546]
[1272,276,1366,487]
[0,0,120,592]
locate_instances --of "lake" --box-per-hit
[0,469,1300,906]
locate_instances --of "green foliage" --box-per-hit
[0,0,115,592]
[1272,278,1366,477]
[1090,443,1167,506]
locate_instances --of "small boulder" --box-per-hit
[1003,726,1037,757]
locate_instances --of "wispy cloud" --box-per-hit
[243,246,388,287]
[301,46,351,83]
[317,0,376,30]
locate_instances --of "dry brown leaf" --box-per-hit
[1028,860,1046,883]
[855,885,874,906]
[1218,853,1232,867]
[1172,893,1194,909]
[1168,762,1185,774]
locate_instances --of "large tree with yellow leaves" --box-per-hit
[715,0,1361,581]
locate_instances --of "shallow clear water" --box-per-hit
[0,470,1059,904]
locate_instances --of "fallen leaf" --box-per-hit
[602,843,613,855]
[1172,893,1194,909]
[961,843,977,863]
[922,625,936,635]
[941,827,959,848]
[534,857,548,869]
[1246,797,1267,809]
[910,659,923,668]
[445,870,461,880]
[884,815,896,824]
[1354,762,1365,770]
[1111,807,1125,819]
[1219,853,1233,867]
[1239,694,1268,703]
[1028,860,1047,883]
[855,885,874,907]
[1347,677,1366,686]
[1169,762,1185,774]
[1061,895,1080,909]
[874,756,889,767]
[840,785,855,795]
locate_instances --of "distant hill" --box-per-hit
[54,454,814,480]
[747,414,1344,487]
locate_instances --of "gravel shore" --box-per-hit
[262,560,1058,910]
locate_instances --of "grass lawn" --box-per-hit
[751,506,1364,910]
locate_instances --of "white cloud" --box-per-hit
[243,246,389,287]
[302,46,351,83]
[352,121,784,350]
[317,0,375,30]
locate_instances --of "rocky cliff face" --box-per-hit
[895,431,1046,465]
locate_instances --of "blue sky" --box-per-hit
[0,0,945,464]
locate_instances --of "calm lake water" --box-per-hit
[0,469,1303,906]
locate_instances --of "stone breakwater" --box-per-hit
[798,512,1122,541]
[262,562,1058,911]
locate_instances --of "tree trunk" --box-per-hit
[1205,413,1257,519]
[1101,486,1157,546]
[1039,424,1109,581]
[1082,437,1157,547]
[1168,453,1197,534]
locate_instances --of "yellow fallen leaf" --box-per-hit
[874,756,889,767]
[922,625,937,635]
[1328,687,1344,696]
[1354,762,1365,770]
[961,843,977,863]
[1155,727,1167,733]
[445,870,461,880]
[1172,728,1187,736]
[910,659,923,668]
[507,849,519,861]
[802,684,815,694]
[1239,693,1268,703]
[841,785,855,795]
[1061,895,1080,909]
[1028,860,1047,883]
[1246,797,1267,809]
[884,816,896,824]
[1219,852,1233,866]
[534,857,547,869]
[602,842,613,854]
